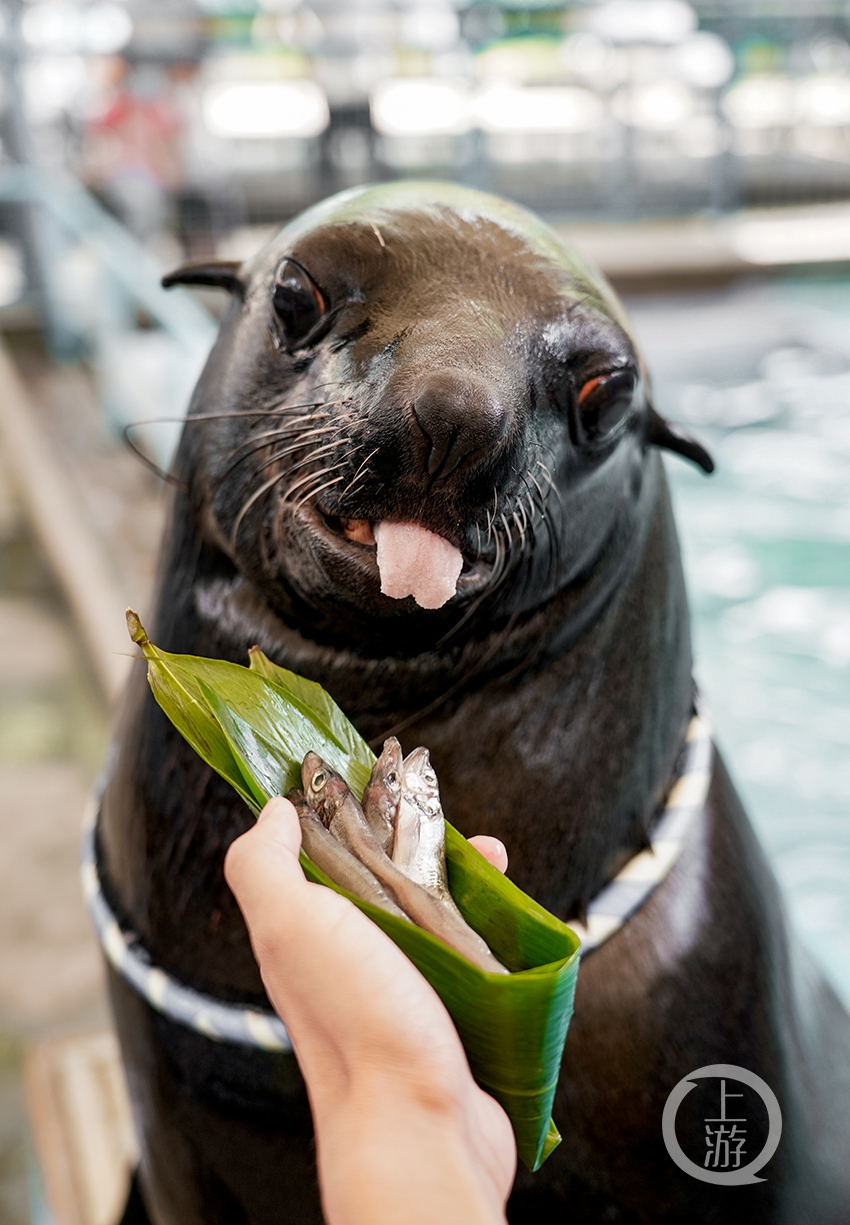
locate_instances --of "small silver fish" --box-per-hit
[361,737,403,855]
[392,746,463,919]
[302,751,374,858]
[301,751,507,974]
[288,788,409,922]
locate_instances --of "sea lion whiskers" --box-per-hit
[266,425,379,526]
[129,403,335,439]
[243,466,350,558]
[227,409,357,483]
[232,380,381,524]
[190,401,330,423]
[122,404,337,488]
[491,493,539,594]
[470,476,546,607]
[505,480,556,618]
[512,504,527,553]
[529,461,565,595]
[280,446,358,508]
[524,472,552,586]
[210,393,356,483]
[249,378,359,413]
[535,457,563,510]
[519,485,542,570]
[516,487,531,533]
[216,422,338,485]
[517,473,539,529]
[240,435,354,489]
[333,445,382,509]
[484,505,493,547]
[229,438,356,547]
[527,468,547,513]
[509,502,534,604]
[499,510,514,554]
[482,484,500,553]
[230,470,294,547]
[219,413,336,458]
[220,393,359,456]
[225,438,354,529]
[220,427,353,515]
[282,442,380,527]
[288,472,347,520]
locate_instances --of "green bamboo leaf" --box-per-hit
[127,611,261,814]
[128,615,371,798]
[127,611,580,1171]
[248,647,374,785]
[199,681,289,807]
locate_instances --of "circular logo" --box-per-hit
[662,1064,782,1186]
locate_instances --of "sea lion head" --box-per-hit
[165,182,711,651]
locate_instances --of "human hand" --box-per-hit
[224,796,516,1225]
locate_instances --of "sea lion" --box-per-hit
[98,183,850,1224]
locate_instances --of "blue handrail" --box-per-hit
[0,164,219,468]
[0,163,215,344]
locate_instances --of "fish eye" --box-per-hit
[386,771,398,786]
[311,769,327,791]
[573,369,638,448]
[423,767,437,785]
[272,259,327,348]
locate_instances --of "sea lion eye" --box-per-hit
[273,259,327,346]
[574,370,638,446]
[311,769,327,791]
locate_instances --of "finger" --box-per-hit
[225,795,411,1008]
[468,835,508,874]
[224,796,305,919]
[224,795,363,1038]
[256,794,304,851]
[228,800,460,1087]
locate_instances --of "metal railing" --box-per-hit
[0,163,218,468]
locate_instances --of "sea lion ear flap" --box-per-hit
[161,260,244,297]
[646,406,715,474]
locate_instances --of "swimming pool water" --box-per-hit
[626,278,850,1008]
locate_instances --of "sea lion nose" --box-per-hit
[412,372,508,478]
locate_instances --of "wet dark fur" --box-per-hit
[100,187,850,1224]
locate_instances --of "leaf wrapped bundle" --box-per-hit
[127,611,580,1171]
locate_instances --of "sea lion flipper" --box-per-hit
[646,407,715,474]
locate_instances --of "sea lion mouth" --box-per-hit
[304,504,492,605]
[339,517,376,546]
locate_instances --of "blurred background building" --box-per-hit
[6,0,850,449]
[7,0,850,247]
[9,0,850,231]
[0,2,849,1223]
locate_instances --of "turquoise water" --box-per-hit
[625,279,850,1008]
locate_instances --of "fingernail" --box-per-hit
[257,796,286,824]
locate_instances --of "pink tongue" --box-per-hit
[374,521,463,610]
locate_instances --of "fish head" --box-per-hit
[401,746,441,818]
[371,737,403,808]
[302,752,343,823]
